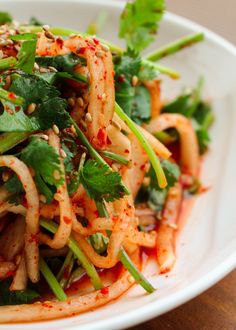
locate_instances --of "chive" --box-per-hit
[39,256,67,301]
[40,219,103,290]
[99,150,129,166]
[115,103,167,189]
[0,87,24,105]
[0,132,29,154]
[0,57,17,71]
[119,249,155,293]
[145,33,204,62]
[96,200,155,294]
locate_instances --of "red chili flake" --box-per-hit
[97,94,102,100]
[97,128,107,147]
[63,216,72,224]
[124,149,129,154]
[56,37,64,48]
[78,47,86,54]
[6,271,16,278]
[118,74,125,83]
[93,37,99,45]
[8,92,16,100]
[100,287,109,295]
[15,105,21,112]
[94,210,99,218]
[140,164,146,171]
[106,136,112,145]
[42,302,53,308]
[29,233,39,244]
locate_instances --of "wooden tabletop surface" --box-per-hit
[129,269,236,330]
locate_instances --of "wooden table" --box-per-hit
[129,270,236,330]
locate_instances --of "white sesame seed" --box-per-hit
[167,223,178,230]
[85,112,92,123]
[101,93,107,102]
[128,275,135,284]
[52,124,60,135]
[34,62,39,70]
[77,97,84,107]
[53,170,61,181]
[48,66,58,72]
[60,148,67,159]
[101,44,110,52]
[54,193,64,202]
[71,125,77,135]
[27,103,36,115]
[132,75,139,87]
[39,194,47,203]
[95,50,105,58]
[80,119,87,130]
[68,97,75,107]
[42,24,50,31]
[2,171,10,182]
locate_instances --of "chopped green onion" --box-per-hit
[115,103,167,189]
[120,249,155,293]
[0,132,29,154]
[40,219,103,290]
[39,256,67,301]
[0,57,17,71]
[0,87,24,105]
[99,150,129,166]
[145,33,204,62]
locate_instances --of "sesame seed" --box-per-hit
[60,148,67,158]
[71,125,77,135]
[27,103,36,114]
[101,93,107,102]
[80,119,87,130]
[77,97,84,107]
[68,97,75,107]
[2,171,10,182]
[112,120,121,131]
[52,124,59,135]
[48,66,58,72]
[45,30,55,40]
[34,62,39,70]
[39,194,47,203]
[85,112,92,123]
[95,50,105,58]
[128,275,135,284]
[0,50,3,60]
[101,44,110,52]
[42,24,50,31]
[69,33,77,38]
[39,67,48,73]
[167,223,178,230]
[54,193,64,202]
[53,170,61,180]
[132,75,139,87]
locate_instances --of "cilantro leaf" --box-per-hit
[21,137,64,202]
[0,279,40,306]
[119,0,165,52]
[115,53,152,124]
[13,34,38,74]
[88,233,109,254]
[80,159,127,202]
[4,174,24,195]
[0,12,12,24]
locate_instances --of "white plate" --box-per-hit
[1,1,236,329]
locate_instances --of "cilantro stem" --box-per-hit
[0,87,24,105]
[95,200,155,294]
[39,256,67,301]
[145,33,204,62]
[115,103,167,189]
[119,248,155,293]
[0,132,29,154]
[99,150,129,166]
[0,57,17,71]
[142,60,180,80]
[40,219,103,290]
[154,131,177,145]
